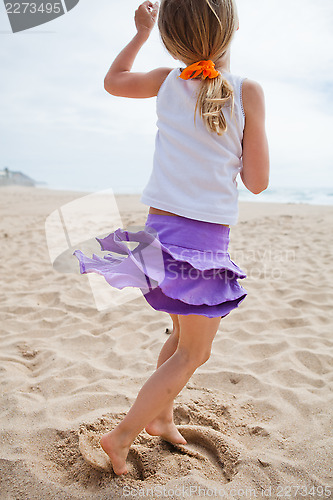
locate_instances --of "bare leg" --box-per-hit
[145,314,187,444]
[100,314,221,475]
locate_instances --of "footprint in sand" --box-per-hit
[171,425,241,482]
[78,419,242,482]
[78,420,160,479]
[78,427,113,473]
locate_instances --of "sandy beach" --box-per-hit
[0,185,332,499]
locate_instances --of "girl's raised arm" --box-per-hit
[104,1,172,99]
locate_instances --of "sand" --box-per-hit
[0,185,332,499]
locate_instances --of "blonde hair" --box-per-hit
[158,0,239,136]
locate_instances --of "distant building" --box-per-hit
[0,168,42,187]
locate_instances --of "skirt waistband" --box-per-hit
[145,214,230,253]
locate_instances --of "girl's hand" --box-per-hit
[135,1,159,38]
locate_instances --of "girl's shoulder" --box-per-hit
[152,67,175,95]
[241,79,265,116]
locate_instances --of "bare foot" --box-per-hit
[145,419,187,445]
[100,430,130,475]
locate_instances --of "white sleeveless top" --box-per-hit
[140,67,246,225]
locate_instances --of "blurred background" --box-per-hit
[1,0,332,204]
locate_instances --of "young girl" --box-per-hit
[73,0,269,475]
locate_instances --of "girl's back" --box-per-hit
[141,67,246,225]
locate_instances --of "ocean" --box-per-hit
[36,182,333,206]
[237,186,333,206]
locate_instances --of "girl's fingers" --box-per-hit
[142,0,153,8]
[142,0,158,12]
[135,0,158,33]
[152,2,159,13]
[136,1,158,21]
[149,3,159,19]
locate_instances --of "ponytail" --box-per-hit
[195,73,234,136]
[158,0,239,135]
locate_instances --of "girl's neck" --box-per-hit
[215,49,231,72]
[179,49,231,73]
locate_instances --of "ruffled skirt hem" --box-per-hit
[73,214,248,318]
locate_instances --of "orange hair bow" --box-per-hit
[179,60,219,80]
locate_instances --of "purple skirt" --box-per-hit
[73,214,247,318]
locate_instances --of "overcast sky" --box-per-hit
[1,0,332,193]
